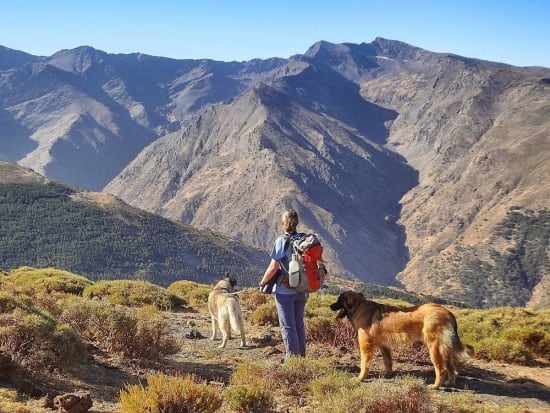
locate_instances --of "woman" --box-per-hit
[260,209,307,361]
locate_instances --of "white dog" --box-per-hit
[207,274,247,348]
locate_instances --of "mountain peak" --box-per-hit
[48,46,107,74]
[303,40,350,59]
[371,37,424,60]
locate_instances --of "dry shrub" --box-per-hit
[273,357,329,397]
[10,288,83,320]
[231,358,330,401]
[249,301,278,326]
[238,288,271,310]
[83,280,183,310]
[0,292,18,313]
[229,360,270,387]
[313,375,431,413]
[306,316,356,348]
[224,384,275,413]
[167,279,210,309]
[232,360,442,413]
[0,305,85,370]
[60,299,178,359]
[119,373,223,413]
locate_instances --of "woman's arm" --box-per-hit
[260,259,280,285]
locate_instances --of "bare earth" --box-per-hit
[17,307,550,413]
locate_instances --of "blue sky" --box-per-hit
[1,0,549,67]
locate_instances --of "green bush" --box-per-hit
[305,292,338,318]
[83,279,184,310]
[475,338,532,364]
[457,307,550,364]
[9,266,93,295]
[224,384,275,413]
[167,279,209,309]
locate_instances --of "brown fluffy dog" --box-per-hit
[330,291,473,389]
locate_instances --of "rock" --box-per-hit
[185,329,204,339]
[17,379,43,398]
[54,392,93,413]
[0,351,16,381]
[41,390,60,408]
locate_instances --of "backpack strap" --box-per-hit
[279,232,299,274]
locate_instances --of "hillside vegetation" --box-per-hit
[442,208,550,308]
[0,267,548,412]
[0,177,265,287]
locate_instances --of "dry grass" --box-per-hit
[456,306,550,364]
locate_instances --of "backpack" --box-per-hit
[287,233,326,293]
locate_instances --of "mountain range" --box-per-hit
[1,38,548,308]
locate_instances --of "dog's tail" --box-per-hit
[449,315,474,358]
[228,300,244,333]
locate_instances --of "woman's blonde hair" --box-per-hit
[281,209,299,233]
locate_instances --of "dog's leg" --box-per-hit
[356,331,374,382]
[219,316,230,348]
[219,333,228,348]
[427,340,445,389]
[443,351,457,386]
[380,347,393,378]
[446,357,457,386]
[238,316,247,348]
[210,313,217,341]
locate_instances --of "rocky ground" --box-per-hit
[7,306,550,413]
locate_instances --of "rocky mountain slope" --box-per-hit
[105,67,417,285]
[1,39,548,307]
[0,45,285,190]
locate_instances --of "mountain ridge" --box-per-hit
[1,38,548,308]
